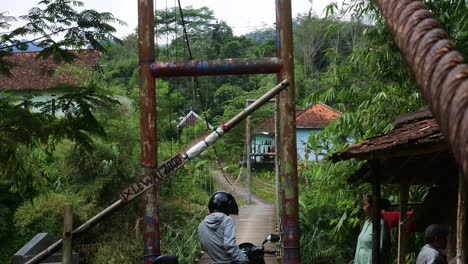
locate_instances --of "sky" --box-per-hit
[2,0,335,38]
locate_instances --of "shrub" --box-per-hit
[14,192,95,243]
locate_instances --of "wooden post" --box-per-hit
[371,163,381,264]
[398,183,409,264]
[457,172,467,264]
[62,205,73,264]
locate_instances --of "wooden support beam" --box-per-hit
[371,164,381,264]
[398,183,409,264]
[62,205,73,264]
[335,143,447,161]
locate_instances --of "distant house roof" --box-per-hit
[253,102,341,134]
[176,111,213,130]
[0,50,100,91]
[296,102,341,128]
[330,110,447,162]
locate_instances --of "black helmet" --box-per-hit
[208,191,239,215]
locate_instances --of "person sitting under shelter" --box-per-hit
[416,224,448,264]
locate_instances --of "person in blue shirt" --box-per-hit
[416,224,448,264]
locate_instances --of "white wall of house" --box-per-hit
[2,89,67,115]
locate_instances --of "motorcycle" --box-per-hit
[153,233,280,264]
[239,234,280,264]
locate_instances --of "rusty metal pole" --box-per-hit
[138,0,160,263]
[276,0,300,263]
[151,58,282,77]
[274,97,282,262]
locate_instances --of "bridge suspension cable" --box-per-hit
[176,1,236,186]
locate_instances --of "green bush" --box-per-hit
[14,192,95,243]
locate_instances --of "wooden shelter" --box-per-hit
[331,109,466,263]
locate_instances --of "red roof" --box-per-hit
[0,50,100,90]
[253,102,341,134]
[296,102,341,128]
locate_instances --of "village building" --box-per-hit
[251,102,341,164]
[0,50,101,113]
[176,110,213,130]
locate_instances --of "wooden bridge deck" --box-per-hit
[197,204,279,264]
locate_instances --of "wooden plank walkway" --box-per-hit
[197,204,278,264]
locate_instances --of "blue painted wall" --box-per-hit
[252,128,324,162]
[296,128,323,161]
[251,133,274,162]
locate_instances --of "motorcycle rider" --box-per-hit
[198,191,249,263]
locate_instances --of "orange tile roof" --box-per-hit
[253,102,341,134]
[0,50,100,90]
[296,102,341,128]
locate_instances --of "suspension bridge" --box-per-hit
[20,0,468,263]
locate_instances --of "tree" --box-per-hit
[154,6,216,44]
[0,0,121,198]
[0,0,124,75]
[298,0,468,261]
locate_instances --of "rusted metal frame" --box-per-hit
[277,0,300,263]
[275,96,281,241]
[24,80,289,264]
[139,0,160,262]
[150,57,282,77]
[370,162,382,264]
[274,1,283,249]
[374,0,468,182]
